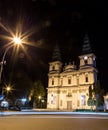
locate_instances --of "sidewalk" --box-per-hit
[1,108,108,116]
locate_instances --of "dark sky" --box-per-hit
[0,0,106,93]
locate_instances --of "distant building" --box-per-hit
[104,94,108,111]
[47,34,98,110]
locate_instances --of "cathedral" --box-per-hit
[47,35,98,110]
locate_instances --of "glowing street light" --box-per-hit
[38,96,41,100]
[1,84,13,100]
[6,86,11,91]
[13,37,22,44]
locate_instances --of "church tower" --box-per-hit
[79,34,97,85]
[47,44,62,109]
[49,44,62,73]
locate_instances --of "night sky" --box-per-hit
[0,0,106,96]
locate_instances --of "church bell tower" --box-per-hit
[79,34,97,84]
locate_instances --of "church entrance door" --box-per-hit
[67,101,72,110]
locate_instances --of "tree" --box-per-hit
[87,81,104,111]
[29,80,46,108]
[93,81,104,111]
[87,85,96,111]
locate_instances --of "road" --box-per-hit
[0,111,108,130]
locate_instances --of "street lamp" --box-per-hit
[3,86,11,97]
[13,37,22,44]
[38,96,42,108]
[0,37,22,96]
[38,96,41,100]
[6,86,11,91]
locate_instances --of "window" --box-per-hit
[81,95,86,105]
[51,94,53,104]
[52,66,55,70]
[68,77,71,84]
[52,79,54,85]
[84,59,88,64]
[85,75,88,82]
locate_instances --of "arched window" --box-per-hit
[85,74,88,82]
[52,66,55,70]
[68,77,71,84]
[85,60,88,64]
[52,78,54,85]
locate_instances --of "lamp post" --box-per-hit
[0,37,22,97]
[38,96,41,108]
[0,45,12,85]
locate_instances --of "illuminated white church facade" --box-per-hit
[47,35,98,110]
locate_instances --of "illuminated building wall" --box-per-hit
[47,35,98,110]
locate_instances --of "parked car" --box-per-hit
[8,106,21,111]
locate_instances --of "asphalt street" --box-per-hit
[0,111,108,130]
